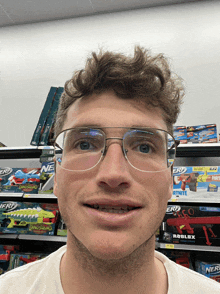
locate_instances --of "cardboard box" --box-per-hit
[159,205,220,246]
[195,260,220,283]
[173,126,187,144]
[187,124,217,143]
[0,201,59,235]
[0,167,41,194]
[172,166,220,199]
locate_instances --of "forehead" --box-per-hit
[63,91,167,131]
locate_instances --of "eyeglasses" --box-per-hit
[54,127,178,173]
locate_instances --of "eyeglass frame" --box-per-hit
[53,126,180,173]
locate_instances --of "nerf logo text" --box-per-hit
[0,201,18,211]
[206,265,220,275]
[166,206,181,214]
[173,167,187,174]
[0,167,12,177]
[41,162,54,173]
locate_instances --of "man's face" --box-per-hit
[54,91,173,260]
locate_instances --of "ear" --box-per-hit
[167,174,173,201]
[53,172,58,197]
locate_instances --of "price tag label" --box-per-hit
[24,194,31,198]
[165,244,175,249]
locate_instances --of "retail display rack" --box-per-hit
[1,144,220,254]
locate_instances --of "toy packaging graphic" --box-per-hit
[0,167,41,194]
[39,87,64,146]
[172,166,220,199]
[39,161,55,194]
[30,87,58,146]
[8,252,48,270]
[0,201,59,235]
[0,245,19,275]
[57,216,67,237]
[173,126,187,144]
[159,205,220,246]
[187,124,218,143]
[159,249,193,269]
[195,260,220,283]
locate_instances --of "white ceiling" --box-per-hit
[0,0,209,28]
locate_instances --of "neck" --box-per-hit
[60,234,168,294]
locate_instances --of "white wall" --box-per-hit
[1,1,220,147]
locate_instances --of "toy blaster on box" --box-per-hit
[8,253,48,270]
[173,126,187,144]
[0,201,59,235]
[0,245,19,275]
[172,166,220,198]
[195,260,220,283]
[0,167,41,194]
[187,124,218,143]
[160,205,220,246]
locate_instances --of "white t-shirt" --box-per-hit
[0,245,220,293]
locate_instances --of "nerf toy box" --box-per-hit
[173,126,187,144]
[8,252,48,270]
[159,249,193,269]
[0,201,59,235]
[187,124,218,143]
[159,205,220,247]
[195,260,220,283]
[0,167,41,194]
[39,161,55,194]
[0,245,19,275]
[57,216,67,237]
[172,166,220,199]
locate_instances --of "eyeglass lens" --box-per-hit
[54,128,176,172]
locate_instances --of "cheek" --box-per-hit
[134,170,172,197]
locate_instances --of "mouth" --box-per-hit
[84,204,141,214]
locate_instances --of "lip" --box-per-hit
[83,198,143,208]
[82,198,143,227]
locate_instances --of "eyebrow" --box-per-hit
[69,124,156,129]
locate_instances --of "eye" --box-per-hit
[138,144,151,153]
[77,140,95,151]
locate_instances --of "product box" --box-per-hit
[159,249,193,269]
[57,216,67,237]
[0,167,41,194]
[195,260,220,283]
[159,205,220,246]
[0,201,59,235]
[30,87,58,146]
[8,253,47,270]
[0,245,19,275]
[187,124,218,143]
[172,166,220,199]
[39,87,64,146]
[39,162,55,194]
[173,126,187,144]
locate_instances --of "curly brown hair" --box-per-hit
[54,46,184,136]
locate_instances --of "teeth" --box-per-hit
[90,204,135,213]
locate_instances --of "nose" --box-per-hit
[96,141,131,190]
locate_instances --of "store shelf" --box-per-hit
[0,193,23,198]
[0,234,66,243]
[0,193,57,202]
[23,193,57,200]
[177,143,220,157]
[157,242,220,252]
[0,234,18,239]
[169,198,220,204]
[18,234,66,243]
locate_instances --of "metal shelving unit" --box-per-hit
[1,144,220,250]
